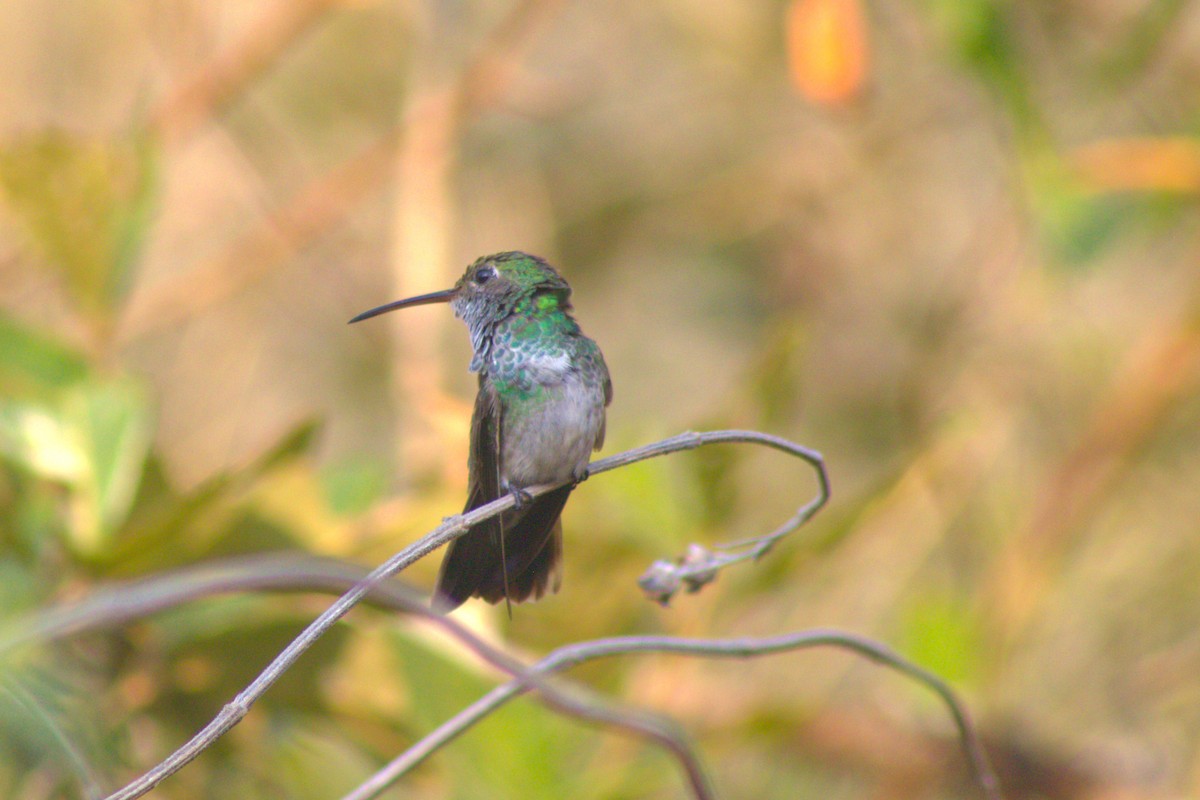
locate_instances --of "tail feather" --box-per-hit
[432,485,572,612]
[507,520,562,602]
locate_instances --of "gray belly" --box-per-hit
[500,375,605,487]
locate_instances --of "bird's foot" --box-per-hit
[503,482,534,509]
[571,465,590,486]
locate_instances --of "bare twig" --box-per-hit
[94,430,824,799]
[637,431,829,604]
[348,630,1001,800]
[390,607,716,800]
[0,553,421,656]
[9,548,995,800]
[5,554,712,799]
[6,469,996,800]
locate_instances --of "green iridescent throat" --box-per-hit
[485,294,580,401]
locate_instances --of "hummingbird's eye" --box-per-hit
[474,266,496,284]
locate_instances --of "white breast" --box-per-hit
[500,371,606,487]
[527,351,572,380]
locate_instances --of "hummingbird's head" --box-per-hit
[349,251,572,340]
[449,251,570,326]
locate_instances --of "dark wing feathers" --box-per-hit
[471,485,570,605]
[432,379,569,612]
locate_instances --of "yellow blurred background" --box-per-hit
[2,0,1199,798]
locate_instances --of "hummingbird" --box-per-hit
[350,252,612,612]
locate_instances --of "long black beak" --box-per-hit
[348,288,457,324]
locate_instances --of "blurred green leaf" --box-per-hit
[920,0,1034,127]
[0,313,88,398]
[1,470,68,559]
[898,590,982,684]
[320,455,389,517]
[0,376,155,555]
[0,401,86,484]
[0,130,159,319]
[0,558,40,616]
[110,420,320,570]
[62,379,152,554]
[1030,157,1129,268]
[252,420,322,475]
[389,630,601,800]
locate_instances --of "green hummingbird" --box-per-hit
[350,252,612,612]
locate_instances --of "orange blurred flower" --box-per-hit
[786,0,870,106]
[1070,137,1200,193]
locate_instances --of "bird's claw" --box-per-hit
[505,484,534,509]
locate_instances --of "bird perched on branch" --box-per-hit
[350,252,612,613]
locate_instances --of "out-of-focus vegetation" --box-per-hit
[1,0,1199,798]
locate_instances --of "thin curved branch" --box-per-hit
[8,524,995,800]
[0,554,419,656]
[98,430,825,800]
[349,631,1001,800]
[4,553,713,799]
[635,431,829,603]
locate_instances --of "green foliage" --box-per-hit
[0,314,89,397]
[0,320,147,553]
[389,630,603,800]
[63,378,153,553]
[0,131,158,320]
[919,0,1032,124]
[0,306,334,796]
[2,1,1199,798]
[899,590,984,685]
[1026,158,1130,270]
[320,455,389,517]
